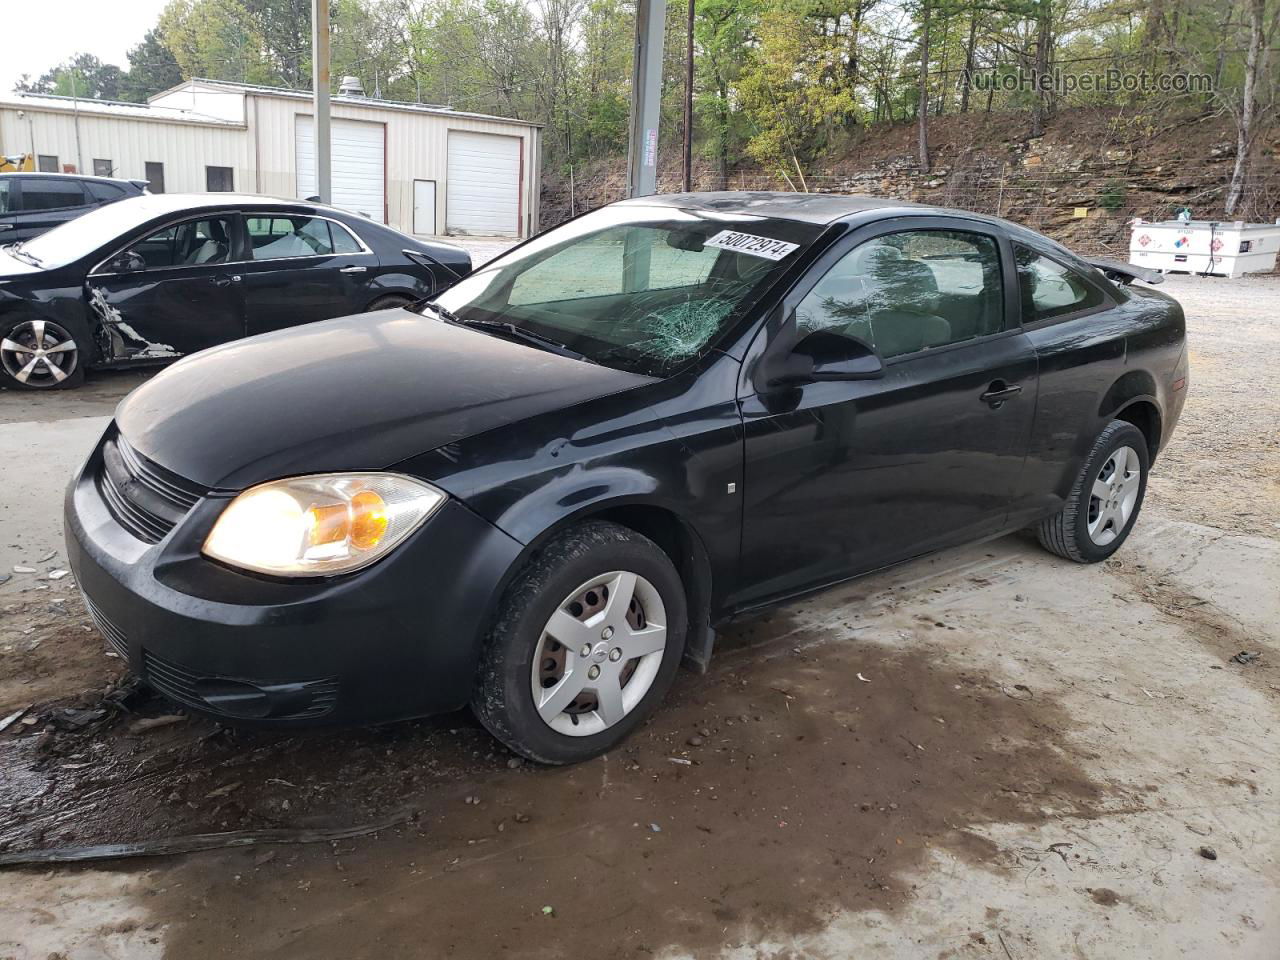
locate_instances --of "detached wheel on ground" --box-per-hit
[0,317,86,389]
[1036,419,1150,563]
[365,294,416,311]
[473,521,688,764]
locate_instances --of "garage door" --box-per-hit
[295,117,385,223]
[447,131,521,237]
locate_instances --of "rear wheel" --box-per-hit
[472,522,687,764]
[1036,419,1149,563]
[366,294,415,312]
[0,317,86,390]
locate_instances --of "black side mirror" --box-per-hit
[764,329,884,386]
[108,251,147,274]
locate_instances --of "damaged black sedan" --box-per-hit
[0,194,470,389]
[66,193,1188,764]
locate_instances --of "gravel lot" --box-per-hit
[0,270,1276,960]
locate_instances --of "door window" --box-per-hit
[1014,246,1105,323]
[125,217,236,269]
[796,229,1005,359]
[246,216,346,259]
[0,179,11,214]
[20,178,88,211]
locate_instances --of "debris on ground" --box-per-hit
[1230,651,1261,666]
[1198,846,1218,861]
[129,714,187,734]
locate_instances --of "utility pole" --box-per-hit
[312,0,332,203]
[626,0,667,198]
[682,0,694,193]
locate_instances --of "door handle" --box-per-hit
[210,275,242,287]
[0,224,12,231]
[980,381,1023,408]
[339,265,367,274]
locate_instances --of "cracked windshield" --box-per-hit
[429,205,822,374]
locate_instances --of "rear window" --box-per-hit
[247,216,340,259]
[87,181,128,203]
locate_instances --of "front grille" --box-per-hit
[97,434,207,544]
[143,650,340,720]
[83,594,128,659]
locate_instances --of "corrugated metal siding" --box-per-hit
[0,93,539,238]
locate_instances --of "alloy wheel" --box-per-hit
[530,570,668,737]
[1,320,79,387]
[1087,445,1140,546]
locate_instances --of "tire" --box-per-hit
[0,315,88,390]
[1036,419,1150,563]
[472,521,688,765]
[366,294,415,312]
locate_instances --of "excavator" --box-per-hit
[0,153,34,173]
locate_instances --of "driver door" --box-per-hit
[86,214,246,361]
[733,220,1039,606]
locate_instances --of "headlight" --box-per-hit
[203,473,445,576]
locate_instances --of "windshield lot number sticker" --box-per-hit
[704,230,799,261]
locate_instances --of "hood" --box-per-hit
[117,310,653,490]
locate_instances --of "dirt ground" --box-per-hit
[0,272,1277,959]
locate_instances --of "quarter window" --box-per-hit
[20,178,87,211]
[246,216,347,259]
[125,217,236,269]
[796,229,1005,360]
[1015,246,1105,323]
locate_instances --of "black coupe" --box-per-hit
[66,193,1187,764]
[0,194,471,389]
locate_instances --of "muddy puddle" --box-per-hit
[3,601,1111,957]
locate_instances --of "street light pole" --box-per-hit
[312,0,332,203]
[625,0,667,198]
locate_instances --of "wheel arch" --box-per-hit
[496,499,717,674]
[1097,370,1163,463]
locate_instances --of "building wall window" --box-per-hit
[36,155,59,172]
[145,162,165,194]
[205,166,234,192]
[93,159,113,178]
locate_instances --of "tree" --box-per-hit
[121,30,184,102]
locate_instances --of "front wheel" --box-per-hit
[472,522,688,764]
[0,317,87,390]
[1036,419,1150,563]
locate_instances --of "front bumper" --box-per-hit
[65,429,524,727]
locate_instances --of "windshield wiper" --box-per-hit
[431,309,591,362]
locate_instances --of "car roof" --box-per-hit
[620,190,1082,260]
[0,171,142,188]
[72,192,341,217]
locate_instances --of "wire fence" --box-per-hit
[543,163,1280,258]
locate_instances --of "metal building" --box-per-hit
[0,79,542,238]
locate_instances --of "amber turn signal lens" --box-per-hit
[349,490,389,550]
[307,502,349,547]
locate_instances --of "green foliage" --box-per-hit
[1098,179,1127,210]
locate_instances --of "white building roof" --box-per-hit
[150,78,542,128]
[0,90,243,127]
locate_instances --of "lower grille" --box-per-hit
[83,594,128,659]
[142,650,339,720]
